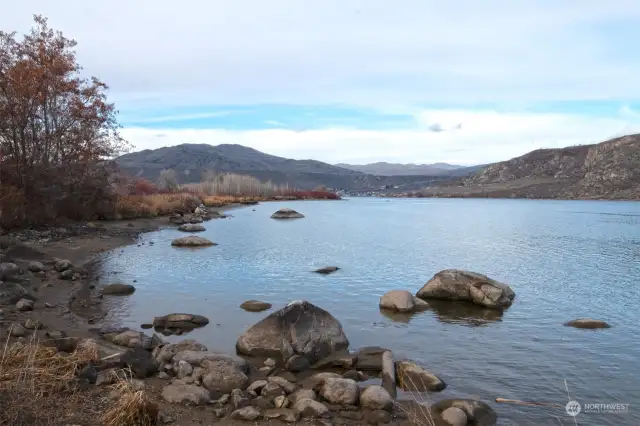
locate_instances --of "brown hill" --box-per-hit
[418,134,640,200]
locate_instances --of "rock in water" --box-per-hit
[379,290,429,313]
[564,318,611,329]
[177,224,206,232]
[430,399,497,426]
[153,313,210,329]
[314,266,339,274]
[395,360,446,392]
[239,300,272,312]
[271,208,305,219]
[171,236,216,247]
[416,269,515,309]
[442,407,468,426]
[236,300,349,365]
[102,283,136,296]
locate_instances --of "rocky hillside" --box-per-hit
[116,144,447,190]
[420,134,640,200]
[335,162,470,176]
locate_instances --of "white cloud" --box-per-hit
[120,109,640,165]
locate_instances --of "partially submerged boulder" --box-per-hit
[153,313,210,330]
[236,300,350,365]
[416,269,515,309]
[379,290,429,313]
[314,266,339,274]
[395,360,446,392]
[564,318,611,329]
[177,224,206,232]
[239,300,272,312]
[171,236,216,247]
[430,399,497,426]
[102,283,136,296]
[271,208,304,219]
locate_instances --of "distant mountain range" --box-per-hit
[116,134,640,199]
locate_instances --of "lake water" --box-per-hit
[96,197,640,426]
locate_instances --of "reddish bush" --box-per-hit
[289,190,341,200]
[132,179,158,196]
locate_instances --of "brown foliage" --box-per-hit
[0,15,128,228]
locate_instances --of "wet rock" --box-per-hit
[153,313,209,330]
[416,269,515,309]
[293,399,329,418]
[0,263,20,281]
[314,266,339,274]
[27,261,45,273]
[161,384,210,405]
[396,360,446,392]
[430,399,497,426]
[54,259,72,272]
[0,282,32,305]
[231,406,261,421]
[271,208,305,219]
[564,318,611,329]
[379,290,429,313]
[102,283,136,296]
[240,300,272,312]
[320,378,359,405]
[290,388,316,404]
[442,407,468,426]
[286,354,310,372]
[170,236,216,247]
[141,323,153,329]
[16,298,34,311]
[10,323,27,337]
[177,224,205,232]
[236,300,349,365]
[360,386,393,411]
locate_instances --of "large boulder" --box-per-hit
[396,360,446,392]
[177,224,206,232]
[271,208,304,219]
[379,290,429,313]
[171,236,216,247]
[416,270,515,309]
[236,301,349,365]
[430,399,497,426]
[153,313,210,330]
[320,378,359,405]
[564,318,611,329]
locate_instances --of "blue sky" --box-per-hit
[3,1,640,165]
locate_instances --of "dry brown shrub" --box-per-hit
[100,379,158,426]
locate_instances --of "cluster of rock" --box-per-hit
[169,204,227,225]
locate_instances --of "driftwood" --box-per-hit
[495,398,563,408]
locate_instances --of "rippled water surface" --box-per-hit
[97,198,640,425]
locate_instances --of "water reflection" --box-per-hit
[380,300,503,327]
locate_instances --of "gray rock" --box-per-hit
[261,382,285,398]
[239,300,272,312]
[59,269,73,280]
[102,283,136,295]
[10,323,27,337]
[312,353,357,369]
[0,263,20,281]
[110,330,142,347]
[430,399,497,426]
[359,385,393,411]
[564,318,611,329]
[247,380,268,394]
[364,409,392,425]
[16,298,34,311]
[379,290,429,313]
[286,354,310,372]
[54,259,72,272]
[158,372,170,380]
[161,384,210,405]
[153,313,209,329]
[0,282,31,305]
[264,408,300,422]
[24,318,42,330]
[170,236,216,247]
[176,360,193,378]
[230,406,261,421]
[271,208,304,219]
[27,261,45,273]
[177,224,206,232]
[442,407,468,426]
[200,353,249,395]
[264,357,276,367]
[301,372,342,390]
[381,350,396,399]
[274,395,289,408]
[78,364,98,384]
[293,399,329,418]
[236,300,349,365]
[230,389,251,409]
[320,378,359,405]
[154,340,208,364]
[289,388,316,404]
[396,360,446,392]
[314,266,339,274]
[353,346,390,372]
[268,376,297,394]
[416,269,515,309]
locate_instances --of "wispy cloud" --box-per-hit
[123,111,236,123]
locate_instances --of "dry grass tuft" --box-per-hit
[115,193,202,218]
[393,369,436,426]
[100,379,158,426]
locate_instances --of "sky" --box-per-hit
[2,1,640,166]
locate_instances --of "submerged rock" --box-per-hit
[416,269,515,309]
[102,283,136,296]
[430,399,497,426]
[177,224,206,232]
[236,300,349,365]
[314,266,339,274]
[239,300,272,312]
[171,236,216,247]
[271,208,305,219]
[564,318,611,329]
[379,290,429,313]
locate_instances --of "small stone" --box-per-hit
[293,399,329,418]
[213,408,226,418]
[158,372,170,380]
[274,395,289,408]
[59,269,73,280]
[10,323,27,337]
[45,302,54,308]
[230,389,251,409]
[54,259,72,272]
[247,380,268,394]
[441,407,468,426]
[264,357,276,367]
[16,298,34,311]
[239,300,272,312]
[78,364,98,384]
[261,382,285,398]
[27,261,45,273]
[289,388,316,404]
[364,409,391,425]
[102,283,136,296]
[141,323,153,329]
[24,319,42,330]
[230,406,261,421]
[176,360,193,379]
[268,376,297,394]
[218,393,230,405]
[359,385,393,411]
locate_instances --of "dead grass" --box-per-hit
[100,379,158,426]
[115,193,202,219]
[393,369,436,426]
